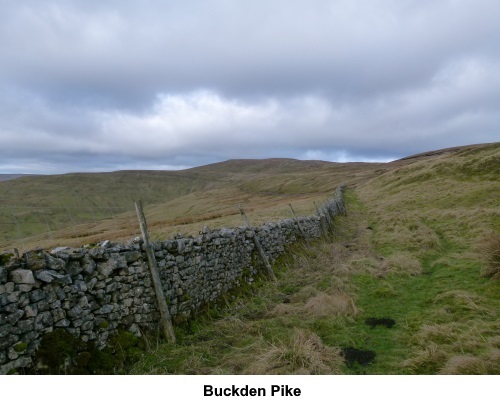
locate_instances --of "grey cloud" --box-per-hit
[0,0,499,173]
[3,0,500,99]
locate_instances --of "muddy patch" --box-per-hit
[365,317,395,329]
[341,347,376,366]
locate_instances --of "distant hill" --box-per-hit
[0,142,497,252]
[0,174,39,182]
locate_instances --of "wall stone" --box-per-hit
[0,186,346,374]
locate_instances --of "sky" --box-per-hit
[1,0,499,174]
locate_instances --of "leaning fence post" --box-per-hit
[314,201,329,240]
[335,200,346,216]
[135,200,176,344]
[239,206,277,282]
[288,204,308,241]
[325,202,337,238]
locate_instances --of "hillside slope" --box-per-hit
[0,143,497,253]
[128,142,499,375]
[0,158,381,251]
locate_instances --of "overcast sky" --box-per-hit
[1,0,499,174]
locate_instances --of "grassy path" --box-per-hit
[127,187,498,375]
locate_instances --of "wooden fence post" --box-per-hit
[135,201,176,344]
[335,200,346,216]
[324,202,337,238]
[288,204,308,241]
[314,201,329,240]
[239,206,277,282]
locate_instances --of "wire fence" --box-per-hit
[0,203,141,253]
[0,192,330,254]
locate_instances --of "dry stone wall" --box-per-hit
[0,186,345,374]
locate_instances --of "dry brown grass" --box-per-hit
[289,286,319,303]
[2,156,386,253]
[477,232,500,280]
[413,324,458,345]
[270,287,358,319]
[439,355,489,374]
[402,342,449,372]
[433,290,487,313]
[303,291,359,317]
[403,318,500,374]
[243,328,344,374]
[378,252,423,276]
[438,349,500,375]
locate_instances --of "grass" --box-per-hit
[2,142,499,374]
[129,232,361,374]
[352,142,500,374]
[127,143,499,375]
[0,158,380,252]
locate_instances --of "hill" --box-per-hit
[0,143,497,254]
[0,157,384,251]
[124,142,499,375]
[2,142,498,375]
[0,174,38,182]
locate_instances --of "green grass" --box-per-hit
[3,142,499,374]
[128,143,499,375]
[0,158,377,252]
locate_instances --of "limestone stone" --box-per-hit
[0,250,20,271]
[0,268,7,284]
[55,319,70,327]
[74,280,87,292]
[24,305,38,318]
[124,251,142,263]
[44,253,66,270]
[34,312,53,331]
[17,319,34,333]
[16,284,33,293]
[6,309,24,325]
[35,270,63,283]
[10,270,35,285]
[97,254,127,277]
[66,260,83,276]
[81,255,96,275]
[0,357,32,375]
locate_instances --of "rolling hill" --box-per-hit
[2,142,499,375]
[0,143,498,253]
[125,141,499,375]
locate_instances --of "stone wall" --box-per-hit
[0,186,345,374]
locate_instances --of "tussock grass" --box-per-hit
[439,355,491,375]
[129,144,500,375]
[380,253,423,276]
[477,232,500,280]
[131,236,359,375]
[433,290,487,313]
[304,292,359,318]
[436,348,500,375]
[354,143,500,374]
[402,343,449,373]
[413,324,457,345]
[244,329,344,375]
[289,286,319,303]
[272,290,359,318]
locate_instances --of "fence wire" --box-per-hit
[0,194,329,254]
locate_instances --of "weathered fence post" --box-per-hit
[314,201,330,240]
[288,204,308,241]
[335,200,346,216]
[135,200,176,344]
[11,213,27,258]
[324,202,337,236]
[239,206,277,282]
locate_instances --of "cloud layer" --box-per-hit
[1,0,499,173]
